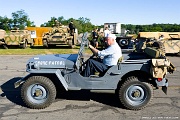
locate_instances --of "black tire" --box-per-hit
[43,39,48,48]
[30,39,34,48]
[21,40,28,49]
[3,44,8,49]
[68,39,75,48]
[119,76,153,110]
[177,52,180,56]
[68,39,73,46]
[21,76,56,109]
[119,39,129,47]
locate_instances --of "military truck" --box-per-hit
[0,29,34,49]
[160,34,180,55]
[14,32,175,110]
[0,29,6,48]
[42,25,78,48]
[136,32,180,55]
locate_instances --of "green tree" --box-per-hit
[11,9,34,29]
[0,16,11,31]
[41,17,95,33]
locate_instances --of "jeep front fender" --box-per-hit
[14,69,69,91]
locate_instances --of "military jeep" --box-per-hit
[14,32,174,110]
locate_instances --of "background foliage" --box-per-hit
[0,9,180,34]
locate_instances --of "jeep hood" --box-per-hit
[27,54,78,69]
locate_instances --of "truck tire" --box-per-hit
[3,44,8,49]
[21,76,56,109]
[21,41,28,49]
[43,39,48,48]
[176,51,180,56]
[118,39,129,47]
[119,76,153,110]
[68,39,75,48]
[30,39,34,48]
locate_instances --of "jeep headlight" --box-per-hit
[26,62,38,71]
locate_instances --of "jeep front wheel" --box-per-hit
[119,76,153,110]
[21,76,56,109]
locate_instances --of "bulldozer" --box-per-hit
[42,24,78,48]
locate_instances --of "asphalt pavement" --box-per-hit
[0,55,179,120]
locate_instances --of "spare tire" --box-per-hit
[119,39,129,47]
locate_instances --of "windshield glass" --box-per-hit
[75,32,89,69]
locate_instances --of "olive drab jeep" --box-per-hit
[0,29,34,49]
[14,32,175,110]
[42,24,78,48]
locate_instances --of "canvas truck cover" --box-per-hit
[138,32,180,39]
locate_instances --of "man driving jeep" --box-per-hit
[82,34,122,77]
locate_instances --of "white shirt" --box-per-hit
[104,29,111,37]
[98,42,122,66]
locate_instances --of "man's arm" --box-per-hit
[89,44,99,56]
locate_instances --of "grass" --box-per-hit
[0,45,92,55]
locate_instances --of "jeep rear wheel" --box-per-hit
[21,76,56,109]
[119,76,153,110]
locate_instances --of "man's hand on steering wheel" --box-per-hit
[89,44,98,55]
[89,44,101,60]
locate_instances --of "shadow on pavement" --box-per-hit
[56,90,124,109]
[0,77,26,107]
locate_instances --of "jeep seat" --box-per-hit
[90,56,123,77]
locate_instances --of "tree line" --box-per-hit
[122,24,180,34]
[0,9,180,34]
